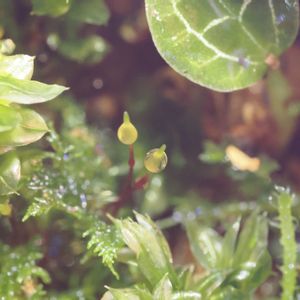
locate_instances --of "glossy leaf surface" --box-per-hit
[145,0,299,91]
[0,75,68,104]
[0,152,20,195]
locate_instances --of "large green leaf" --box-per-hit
[0,54,34,80]
[31,0,71,17]
[0,152,20,195]
[0,75,68,104]
[145,0,299,91]
[68,0,109,25]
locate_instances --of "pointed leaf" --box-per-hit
[116,213,178,287]
[233,212,268,266]
[185,220,222,270]
[153,274,172,300]
[0,75,68,104]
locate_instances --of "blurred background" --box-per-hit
[1,0,300,298]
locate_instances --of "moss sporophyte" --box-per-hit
[144,144,168,173]
[117,111,138,145]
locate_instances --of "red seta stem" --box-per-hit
[106,144,148,216]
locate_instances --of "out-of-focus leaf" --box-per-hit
[0,108,48,150]
[185,220,222,270]
[115,212,178,287]
[103,287,152,300]
[68,0,109,25]
[172,291,202,299]
[210,286,249,300]
[196,272,224,297]
[218,218,241,269]
[56,35,109,64]
[31,0,71,17]
[233,212,268,266]
[145,0,299,91]
[0,75,68,104]
[0,152,20,195]
[0,243,50,298]
[0,104,22,132]
[189,213,271,298]
[142,175,167,217]
[0,39,16,55]
[0,54,34,80]
[153,274,172,300]
[199,141,225,164]
[226,251,272,292]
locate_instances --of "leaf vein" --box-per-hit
[172,0,258,65]
[268,0,280,46]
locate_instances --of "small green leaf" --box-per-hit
[0,75,68,104]
[199,141,225,164]
[0,105,22,132]
[56,35,109,64]
[0,54,34,80]
[68,0,109,25]
[0,108,49,149]
[219,218,241,269]
[185,220,222,270]
[233,212,268,266]
[153,274,172,300]
[145,0,299,91]
[0,152,20,195]
[31,0,71,17]
[103,287,152,300]
[116,212,178,287]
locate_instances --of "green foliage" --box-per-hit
[115,212,178,288]
[0,152,20,195]
[104,212,271,299]
[145,0,299,91]
[67,0,110,25]
[276,187,297,300]
[83,221,124,278]
[48,34,109,64]
[0,243,50,299]
[0,76,67,104]
[0,43,66,198]
[31,0,109,25]
[0,2,299,299]
[31,0,71,17]
[185,212,271,299]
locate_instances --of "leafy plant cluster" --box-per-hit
[0,0,299,299]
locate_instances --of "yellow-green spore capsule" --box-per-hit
[117,111,138,145]
[144,144,168,173]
